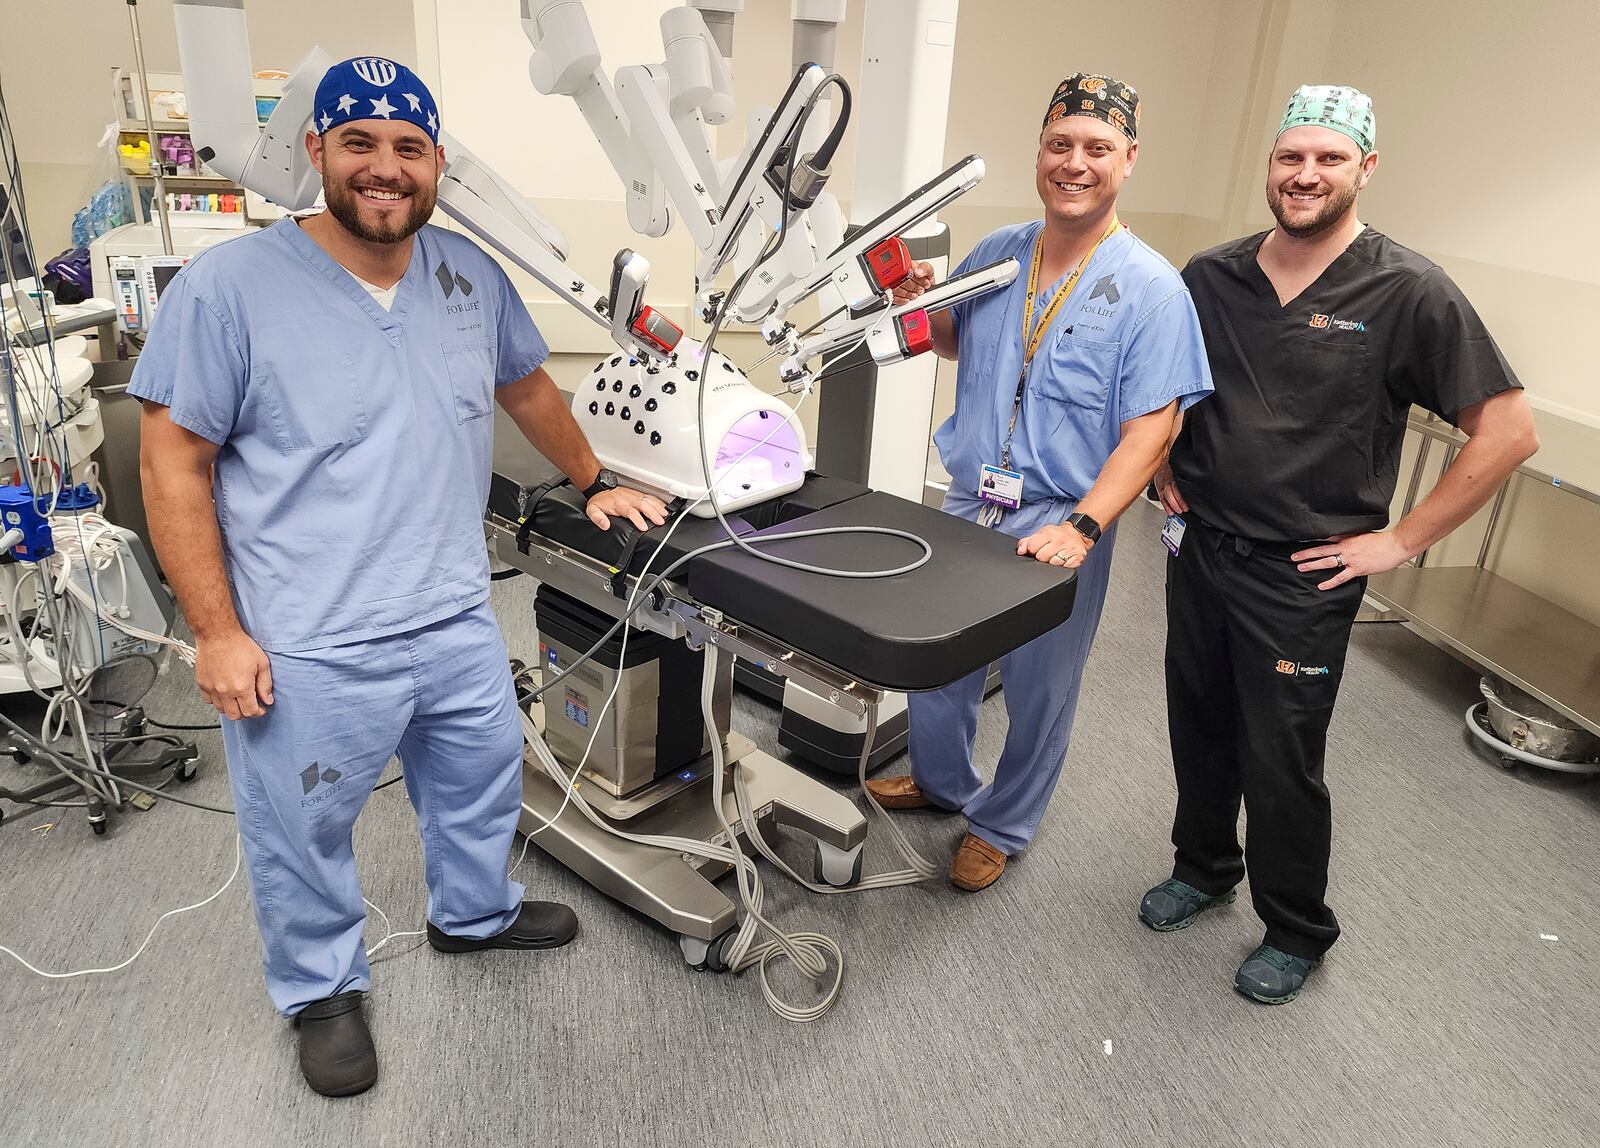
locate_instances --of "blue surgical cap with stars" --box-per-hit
[313,57,439,143]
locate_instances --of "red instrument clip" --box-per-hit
[897,309,933,357]
[862,237,913,291]
[630,306,683,355]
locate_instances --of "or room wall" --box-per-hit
[0,0,417,257]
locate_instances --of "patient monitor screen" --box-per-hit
[151,263,183,299]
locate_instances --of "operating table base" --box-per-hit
[518,738,868,946]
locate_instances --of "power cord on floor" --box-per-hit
[362,896,427,960]
[0,721,424,980]
[0,835,243,979]
[146,717,223,732]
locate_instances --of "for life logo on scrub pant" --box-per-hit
[300,762,346,808]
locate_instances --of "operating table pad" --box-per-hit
[490,470,1077,693]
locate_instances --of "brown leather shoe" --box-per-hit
[949,833,1007,891]
[864,775,932,810]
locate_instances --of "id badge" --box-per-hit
[1161,514,1186,555]
[979,464,1024,510]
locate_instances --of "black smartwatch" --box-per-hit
[1066,511,1102,545]
[582,467,620,501]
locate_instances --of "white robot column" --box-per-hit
[815,0,960,503]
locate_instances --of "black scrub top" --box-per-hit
[1171,227,1521,543]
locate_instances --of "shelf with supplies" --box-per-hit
[112,66,288,226]
[114,67,285,136]
[127,172,229,183]
[1362,409,1600,738]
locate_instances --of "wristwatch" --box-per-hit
[1066,511,1102,545]
[582,467,620,501]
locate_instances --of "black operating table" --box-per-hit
[486,434,1077,961]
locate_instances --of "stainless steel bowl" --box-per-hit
[1479,677,1600,764]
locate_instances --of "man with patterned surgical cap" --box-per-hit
[876,75,1213,890]
[1141,85,1538,1003]
[132,57,667,1095]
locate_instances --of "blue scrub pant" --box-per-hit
[221,601,526,1016]
[907,493,1116,855]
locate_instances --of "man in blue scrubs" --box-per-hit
[871,75,1212,890]
[132,58,667,1096]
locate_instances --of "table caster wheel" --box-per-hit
[177,757,200,784]
[679,928,739,972]
[1497,755,1519,772]
[813,839,865,888]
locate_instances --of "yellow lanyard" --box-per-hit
[1002,217,1122,468]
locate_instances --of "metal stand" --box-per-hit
[126,0,175,256]
[1363,411,1600,741]
[519,731,866,945]
[0,704,200,835]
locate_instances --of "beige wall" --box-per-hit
[0,0,416,256]
[934,0,1600,624]
[1304,0,1600,621]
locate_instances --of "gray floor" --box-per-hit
[3,497,1597,1147]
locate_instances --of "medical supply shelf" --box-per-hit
[112,67,282,225]
[1364,410,1600,738]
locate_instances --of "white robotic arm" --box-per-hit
[775,256,1021,390]
[436,144,678,362]
[693,63,830,310]
[522,0,671,238]
[661,7,735,196]
[759,155,987,325]
[613,64,720,252]
[171,0,330,211]
[688,0,744,62]
[170,0,679,363]
[525,2,756,272]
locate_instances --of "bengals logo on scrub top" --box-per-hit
[1308,314,1331,329]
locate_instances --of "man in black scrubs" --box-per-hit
[1141,85,1539,1003]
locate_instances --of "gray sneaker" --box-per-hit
[1138,878,1237,932]
[1235,944,1321,1004]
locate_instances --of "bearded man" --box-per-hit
[132,57,665,1095]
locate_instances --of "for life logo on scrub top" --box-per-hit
[435,260,474,301]
[436,258,484,336]
[1077,275,1122,332]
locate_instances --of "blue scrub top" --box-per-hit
[934,221,1213,504]
[129,218,549,653]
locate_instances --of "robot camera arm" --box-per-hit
[172,0,331,211]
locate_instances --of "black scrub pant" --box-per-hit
[1164,515,1365,960]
